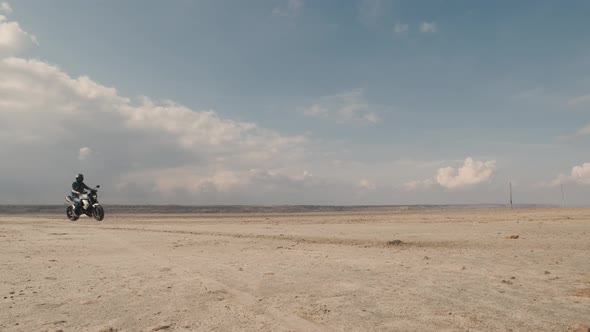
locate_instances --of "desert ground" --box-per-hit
[1,208,589,331]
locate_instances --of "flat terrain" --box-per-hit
[1,208,589,331]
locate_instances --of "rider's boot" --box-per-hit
[74,204,82,216]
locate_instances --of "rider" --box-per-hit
[71,173,92,215]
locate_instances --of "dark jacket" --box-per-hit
[72,181,91,197]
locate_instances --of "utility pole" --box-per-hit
[561,184,565,208]
[509,182,513,209]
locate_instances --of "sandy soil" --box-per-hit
[1,208,589,331]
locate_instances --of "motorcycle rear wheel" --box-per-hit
[66,206,79,221]
[93,206,105,221]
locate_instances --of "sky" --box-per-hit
[0,0,589,205]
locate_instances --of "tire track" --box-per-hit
[54,224,466,249]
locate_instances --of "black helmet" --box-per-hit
[76,173,84,182]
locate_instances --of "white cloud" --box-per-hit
[0,3,11,14]
[272,0,303,18]
[550,162,590,186]
[122,168,246,194]
[0,13,524,205]
[118,97,307,159]
[2,13,425,205]
[555,123,590,141]
[117,167,326,204]
[569,163,590,184]
[568,94,590,107]
[0,54,313,203]
[358,179,376,190]
[404,178,434,191]
[394,23,409,35]
[420,21,437,33]
[0,15,37,56]
[78,147,93,160]
[406,158,496,191]
[577,125,590,136]
[436,158,495,189]
[302,89,379,124]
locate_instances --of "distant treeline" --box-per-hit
[0,204,555,215]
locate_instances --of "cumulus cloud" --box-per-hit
[405,158,496,191]
[420,22,437,33]
[0,15,37,56]
[0,53,314,203]
[272,0,303,18]
[301,89,379,124]
[394,23,409,35]
[2,13,420,205]
[0,13,514,205]
[436,158,495,189]
[550,162,590,186]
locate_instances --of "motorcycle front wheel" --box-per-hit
[93,206,105,221]
[67,206,79,221]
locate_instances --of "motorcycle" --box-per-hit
[65,185,105,221]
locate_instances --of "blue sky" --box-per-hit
[1,0,589,205]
